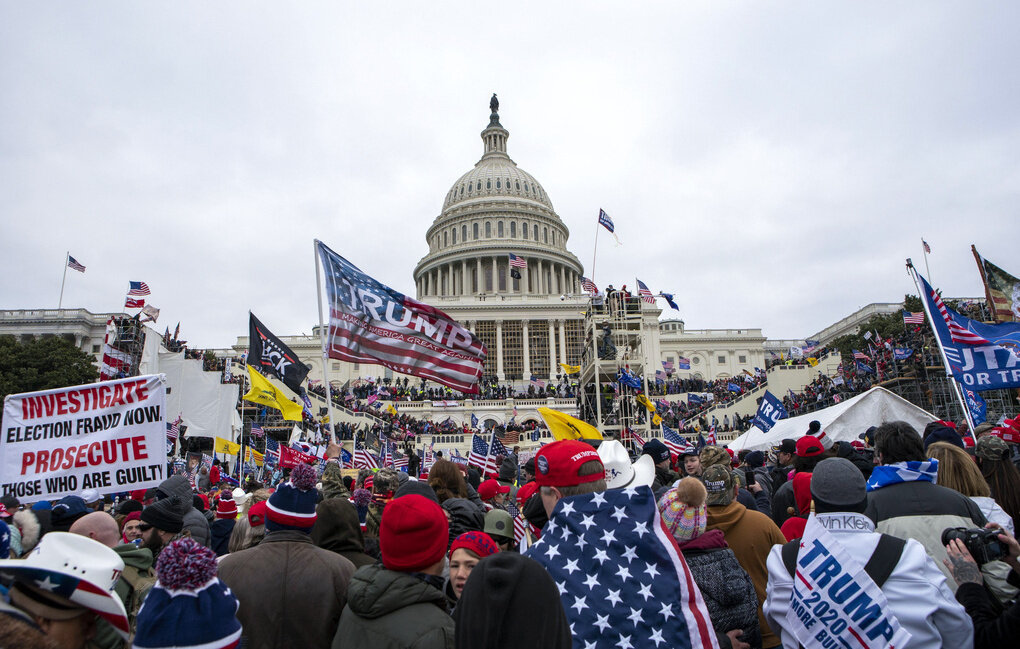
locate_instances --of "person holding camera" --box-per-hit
[944,524,1020,648]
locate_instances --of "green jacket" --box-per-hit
[322,460,352,500]
[333,564,454,649]
[88,543,155,649]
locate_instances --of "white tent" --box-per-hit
[728,387,937,452]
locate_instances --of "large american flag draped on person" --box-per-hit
[468,433,493,474]
[316,241,488,394]
[525,487,719,649]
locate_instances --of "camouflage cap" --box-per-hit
[976,435,1010,462]
[702,464,735,506]
[699,445,731,469]
[373,468,400,495]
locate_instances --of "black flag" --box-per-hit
[248,312,310,395]
[510,267,521,280]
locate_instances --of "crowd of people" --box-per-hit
[2,408,1019,648]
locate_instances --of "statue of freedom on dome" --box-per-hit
[490,93,499,115]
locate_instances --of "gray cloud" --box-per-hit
[1,2,1016,347]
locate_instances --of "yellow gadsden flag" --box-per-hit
[538,407,603,441]
[244,366,303,421]
[634,393,657,413]
[214,436,241,455]
[652,413,662,426]
[559,363,581,375]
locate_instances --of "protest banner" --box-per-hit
[1,375,166,502]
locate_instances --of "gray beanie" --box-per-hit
[810,458,866,507]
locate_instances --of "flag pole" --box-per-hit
[922,238,933,287]
[58,251,69,308]
[907,260,976,434]
[591,215,600,286]
[313,239,339,444]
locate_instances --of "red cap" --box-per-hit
[477,479,511,502]
[992,427,1020,444]
[963,436,976,448]
[0,504,10,518]
[130,489,147,502]
[247,500,268,527]
[516,481,539,504]
[796,435,825,458]
[534,440,604,488]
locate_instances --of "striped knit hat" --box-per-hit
[266,464,318,533]
[133,538,241,649]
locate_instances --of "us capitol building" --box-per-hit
[2,97,791,431]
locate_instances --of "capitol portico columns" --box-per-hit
[461,260,468,296]
[522,321,530,377]
[547,321,556,378]
[495,320,505,380]
[558,320,567,366]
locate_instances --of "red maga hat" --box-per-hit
[534,440,604,488]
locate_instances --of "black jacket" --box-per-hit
[210,518,235,557]
[955,569,1020,649]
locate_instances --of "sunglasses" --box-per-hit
[138,523,153,532]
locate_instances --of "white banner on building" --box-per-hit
[1,375,167,502]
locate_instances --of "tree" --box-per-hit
[0,335,99,405]
[829,295,920,361]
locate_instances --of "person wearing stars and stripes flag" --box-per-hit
[525,440,719,649]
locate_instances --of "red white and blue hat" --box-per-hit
[0,532,129,639]
[133,537,242,649]
[265,463,319,532]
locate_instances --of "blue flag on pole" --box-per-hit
[751,390,788,432]
[893,348,914,360]
[964,388,987,426]
[916,270,1020,391]
[727,382,741,393]
[688,393,705,406]
[471,413,479,428]
[617,369,643,390]
[855,360,875,375]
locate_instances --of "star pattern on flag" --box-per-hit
[525,487,717,649]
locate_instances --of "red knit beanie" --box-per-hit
[449,531,500,560]
[380,494,449,572]
[215,496,238,520]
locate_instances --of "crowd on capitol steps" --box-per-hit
[1,413,1020,649]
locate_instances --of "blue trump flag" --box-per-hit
[727,382,741,393]
[916,270,1020,391]
[752,390,788,432]
[855,360,875,375]
[688,393,705,406]
[617,369,643,390]
[893,348,914,360]
[471,413,479,428]
[964,388,987,426]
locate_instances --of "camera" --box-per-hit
[941,527,1007,565]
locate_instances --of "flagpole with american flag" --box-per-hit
[906,259,976,434]
[921,237,933,287]
[58,251,86,308]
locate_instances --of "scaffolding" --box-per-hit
[577,292,655,448]
[105,316,146,378]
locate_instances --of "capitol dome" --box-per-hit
[414,97,584,301]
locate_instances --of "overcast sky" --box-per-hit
[2,2,1017,349]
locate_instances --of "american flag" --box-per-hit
[468,433,492,474]
[705,427,717,445]
[67,255,86,273]
[508,253,527,269]
[490,434,509,459]
[503,428,520,445]
[250,423,264,438]
[127,281,151,296]
[166,416,181,441]
[654,369,666,382]
[354,444,380,470]
[317,241,487,395]
[852,349,871,361]
[124,297,145,309]
[530,375,546,388]
[922,239,931,254]
[525,487,719,649]
[391,444,409,470]
[622,428,646,448]
[661,360,674,372]
[636,279,656,304]
[424,443,435,468]
[677,357,691,370]
[597,208,615,233]
[264,438,280,466]
[580,276,599,294]
[504,499,529,545]
[662,424,694,456]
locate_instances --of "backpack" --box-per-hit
[118,563,157,636]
